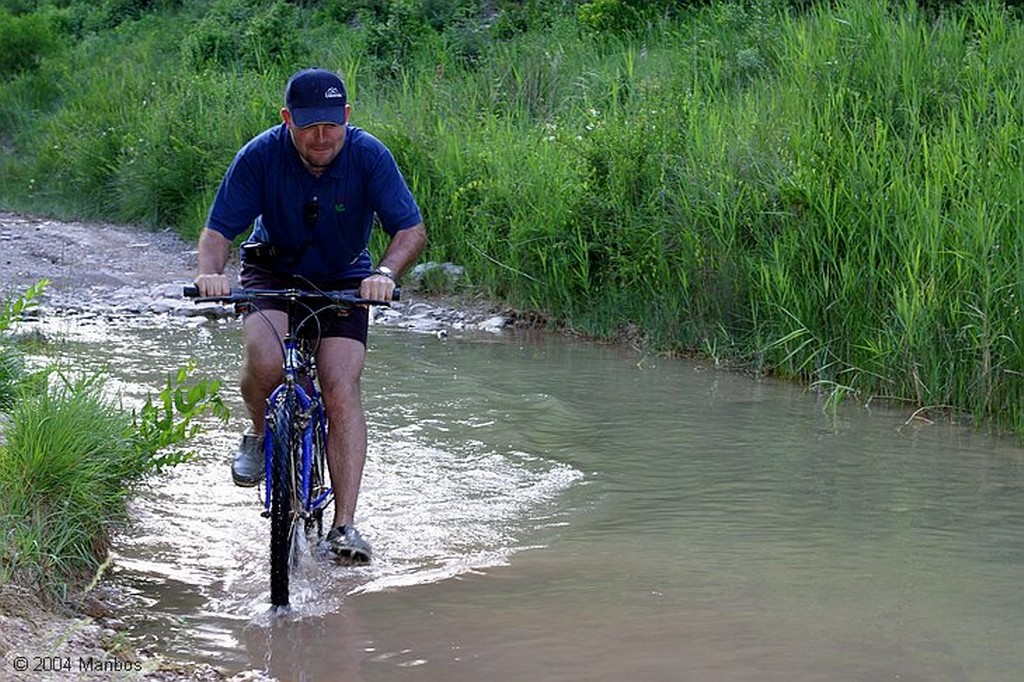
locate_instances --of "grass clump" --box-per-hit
[0,8,61,78]
[0,365,227,601]
[1,372,141,596]
[0,285,228,601]
[748,0,1024,426]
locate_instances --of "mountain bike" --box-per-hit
[184,284,395,608]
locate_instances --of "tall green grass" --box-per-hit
[754,0,1024,427]
[1,372,142,597]
[395,0,1024,430]
[0,363,227,601]
[383,1,787,346]
[2,0,1023,431]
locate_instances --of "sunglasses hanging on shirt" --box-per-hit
[303,196,320,226]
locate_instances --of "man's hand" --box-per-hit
[195,228,232,296]
[195,273,230,297]
[360,223,426,302]
[360,273,396,302]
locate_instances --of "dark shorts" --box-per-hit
[239,264,369,345]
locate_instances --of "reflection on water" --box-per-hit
[26,312,1024,681]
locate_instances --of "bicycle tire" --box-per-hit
[268,387,299,607]
[298,371,330,540]
[309,398,332,537]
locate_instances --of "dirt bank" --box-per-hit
[0,212,198,297]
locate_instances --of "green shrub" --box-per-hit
[420,0,474,30]
[182,0,301,71]
[489,0,557,39]
[0,0,35,16]
[242,0,302,70]
[0,9,60,78]
[364,0,437,77]
[315,0,388,23]
[78,0,152,33]
[577,0,648,36]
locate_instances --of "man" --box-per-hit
[193,67,427,563]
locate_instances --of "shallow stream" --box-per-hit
[31,312,1024,681]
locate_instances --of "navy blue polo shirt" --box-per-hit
[206,123,422,281]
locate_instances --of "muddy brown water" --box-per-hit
[23,309,1024,682]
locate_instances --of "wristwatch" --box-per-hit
[372,265,396,282]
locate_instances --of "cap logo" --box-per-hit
[325,87,344,99]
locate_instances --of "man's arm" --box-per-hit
[194,227,232,296]
[361,222,427,301]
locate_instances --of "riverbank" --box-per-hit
[0,211,515,334]
[0,583,228,681]
[0,211,516,681]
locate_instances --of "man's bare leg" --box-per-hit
[316,336,368,527]
[240,310,288,432]
[230,310,287,486]
[317,336,372,562]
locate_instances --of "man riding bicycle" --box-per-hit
[192,67,427,563]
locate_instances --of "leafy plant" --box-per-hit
[365,0,436,77]
[577,0,647,36]
[133,361,230,472]
[0,279,47,333]
[181,0,300,71]
[0,9,60,78]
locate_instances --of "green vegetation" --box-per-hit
[0,281,45,411]
[0,285,229,601]
[1,0,1023,432]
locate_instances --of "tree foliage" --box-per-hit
[0,8,59,78]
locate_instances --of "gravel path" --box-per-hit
[0,211,513,334]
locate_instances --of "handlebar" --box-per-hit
[183,285,400,307]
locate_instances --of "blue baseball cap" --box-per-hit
[285,68,348,127]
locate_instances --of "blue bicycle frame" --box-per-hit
[263,374,332,517]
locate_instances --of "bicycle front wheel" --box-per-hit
[304,398,330,540]
[267,387,301,608]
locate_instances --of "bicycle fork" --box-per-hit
[262,384,311,514]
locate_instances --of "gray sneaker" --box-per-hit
[322,525,372,565]
[231,432,264,487]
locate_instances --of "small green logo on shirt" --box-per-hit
[334,203,346,214]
